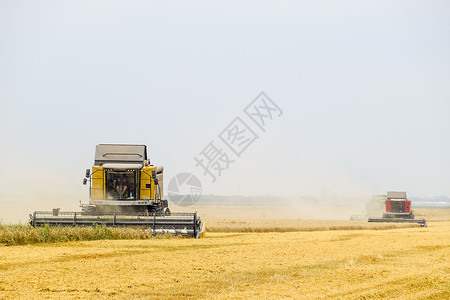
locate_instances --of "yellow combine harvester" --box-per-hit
[30,144,203,238]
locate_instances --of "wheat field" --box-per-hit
[0,211,449,299]
[204,219,418,233]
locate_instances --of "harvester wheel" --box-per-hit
[165,208,171,216]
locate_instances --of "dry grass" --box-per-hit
[0,221,448,299]
[0,224,174,246]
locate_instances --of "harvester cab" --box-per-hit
[383,191,413,219]
[29,144,204,238]
[80,144,167,214]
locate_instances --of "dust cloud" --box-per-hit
[170,195,370,221]
[0,141,376,224]
[0,168,86,224]
[175,141,377,221]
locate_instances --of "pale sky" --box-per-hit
[0,1,449,216]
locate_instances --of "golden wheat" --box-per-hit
[204,219,417,233]
[0,224,174,246]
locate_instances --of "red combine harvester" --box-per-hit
[368,191,427,227]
